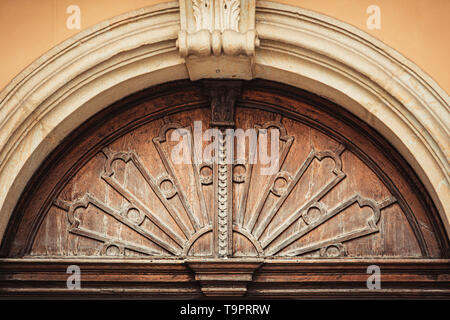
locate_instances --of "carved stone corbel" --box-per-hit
[177,0,259,80]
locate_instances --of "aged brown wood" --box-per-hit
[203,80,243,258]
[0,79,448,297]
[0,258,448,298]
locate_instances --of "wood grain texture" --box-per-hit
[0,79,448,297]
[0,258,448,298]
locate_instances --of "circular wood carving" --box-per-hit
[1,80,447,260]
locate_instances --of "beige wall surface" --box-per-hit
[0,0,449,94]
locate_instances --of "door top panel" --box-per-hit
[2,80,447,259]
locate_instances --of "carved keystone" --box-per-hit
[187,260,262,296]
[178,0,258,80]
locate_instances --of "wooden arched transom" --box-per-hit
[1,80,448,298]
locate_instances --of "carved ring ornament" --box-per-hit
[52,142,396,259]
[19,80,437,260]
[0,0,448,297]
[1,80,448,297]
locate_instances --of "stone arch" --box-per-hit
[0,0,448,250]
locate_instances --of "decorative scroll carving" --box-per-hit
[177,0,259,59]
[6,80,444,298]
[231,119,397,258]
[53,132,214,257]
[244,120,294,234]
[153,122,204,230]
[44,82,404,259]
[268,195,396,257]
[192,0,240,32]
[221,0,241,31]
[54,196,174,256]
[102,147,194,241]
[50,118,397,259]
[192,0,214,32]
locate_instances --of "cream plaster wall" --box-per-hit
[1,0,449,94]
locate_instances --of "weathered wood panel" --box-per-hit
[0,79,447,297]
[0,80,440,260]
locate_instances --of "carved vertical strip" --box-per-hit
[204,80,241,258]
[215,129,233,257]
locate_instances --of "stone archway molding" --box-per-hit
[0,0,448,246]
